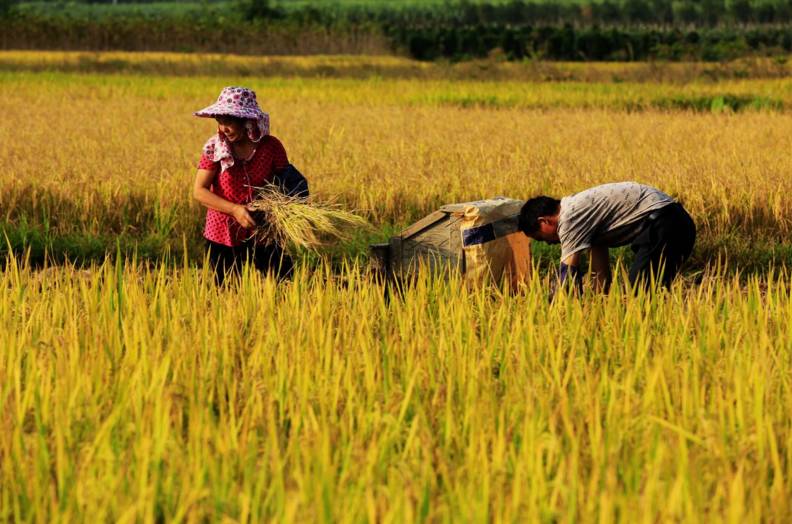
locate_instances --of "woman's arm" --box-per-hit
[193,168,256,229]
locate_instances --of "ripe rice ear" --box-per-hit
[247,187,371,252]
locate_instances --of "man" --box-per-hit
[518,181,696,294]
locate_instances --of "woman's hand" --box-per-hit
[231,204,256,229]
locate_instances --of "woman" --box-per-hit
[192,86,293,284]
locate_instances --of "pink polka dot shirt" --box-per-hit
[198,135,289,247]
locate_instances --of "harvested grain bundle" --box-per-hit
[248,186,371,251]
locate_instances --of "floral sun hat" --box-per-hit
[194,86,271,172]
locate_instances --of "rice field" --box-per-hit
[1,52,791,522]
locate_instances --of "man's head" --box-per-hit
[519,196,561,243]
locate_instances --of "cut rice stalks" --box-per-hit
[247,186,371,252]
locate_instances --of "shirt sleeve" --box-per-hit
[558,200,597,260]
[560,232,593,261]
[269,136,289,170]
[197,153,218,171]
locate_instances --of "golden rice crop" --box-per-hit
[1,52,791,522]
[1,66,791,255]
[1,260,791,521]
[1,51,788,82]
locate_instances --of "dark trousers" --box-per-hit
[206,240,293,285]
[629,203,696,289]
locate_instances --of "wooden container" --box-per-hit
[370,197,531,291]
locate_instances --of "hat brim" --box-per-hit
[193,101,263,120]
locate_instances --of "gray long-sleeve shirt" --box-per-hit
[557,182,675,260]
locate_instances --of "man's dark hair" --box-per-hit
[518,196,560,235]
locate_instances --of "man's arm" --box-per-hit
[589,245,611,293]
[560,251,582,287]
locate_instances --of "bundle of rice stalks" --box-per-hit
[247,187,371,251]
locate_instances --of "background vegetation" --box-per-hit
[3,0,792,60]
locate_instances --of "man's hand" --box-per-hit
[558,262,583,293]
[549,253,583,303]
[232,204,256,229]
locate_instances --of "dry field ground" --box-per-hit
[1,52,791,522]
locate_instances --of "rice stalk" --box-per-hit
[247,186,371,251]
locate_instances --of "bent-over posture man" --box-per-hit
[518,181,695,294]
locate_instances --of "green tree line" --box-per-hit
[2,0,792,60]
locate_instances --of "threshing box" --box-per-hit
[370,197,531,291]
